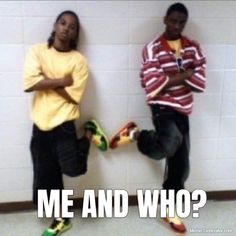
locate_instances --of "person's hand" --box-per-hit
[184,69,194,78]
[61,74,73,87]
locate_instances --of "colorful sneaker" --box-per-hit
[163,211,186,233]
[42,218,72,236]
[109,121,139,149]
[84,119,108,151]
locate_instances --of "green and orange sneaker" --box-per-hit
[42,218,72,236]
[109,121,139,149]
[84,119,108,151]
[163,210,187,234]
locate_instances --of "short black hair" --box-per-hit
[166,2,188,17]
[48,10,80,50]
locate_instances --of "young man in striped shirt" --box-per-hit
[109,2,206,233]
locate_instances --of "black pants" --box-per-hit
[137,105,190,192]
[30,121,90,204]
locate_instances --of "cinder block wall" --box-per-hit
[0,1,235,203]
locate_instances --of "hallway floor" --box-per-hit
[0,200,235,236]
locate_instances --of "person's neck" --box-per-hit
[53,39,70,52]
[164,32,181,41]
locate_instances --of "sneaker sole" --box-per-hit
[162,218,186,234]
[90,119,109,151]
[109,121,137,149]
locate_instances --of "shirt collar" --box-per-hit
[158,33,190,52]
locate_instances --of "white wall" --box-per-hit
[0,0,236,203]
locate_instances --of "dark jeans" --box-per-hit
[137,105,190,192]
[30,121,90,204]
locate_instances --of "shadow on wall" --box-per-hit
[76,23,101,125]
[77,70,101,124]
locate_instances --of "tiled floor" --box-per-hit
[0,200,235,236]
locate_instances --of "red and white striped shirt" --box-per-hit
[140,34,206,115]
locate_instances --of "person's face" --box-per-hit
[164,11,187,40]
[54,13,78,43]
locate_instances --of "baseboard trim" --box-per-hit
[1,190,235,213]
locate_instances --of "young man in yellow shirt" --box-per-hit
[23,10,108,236]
